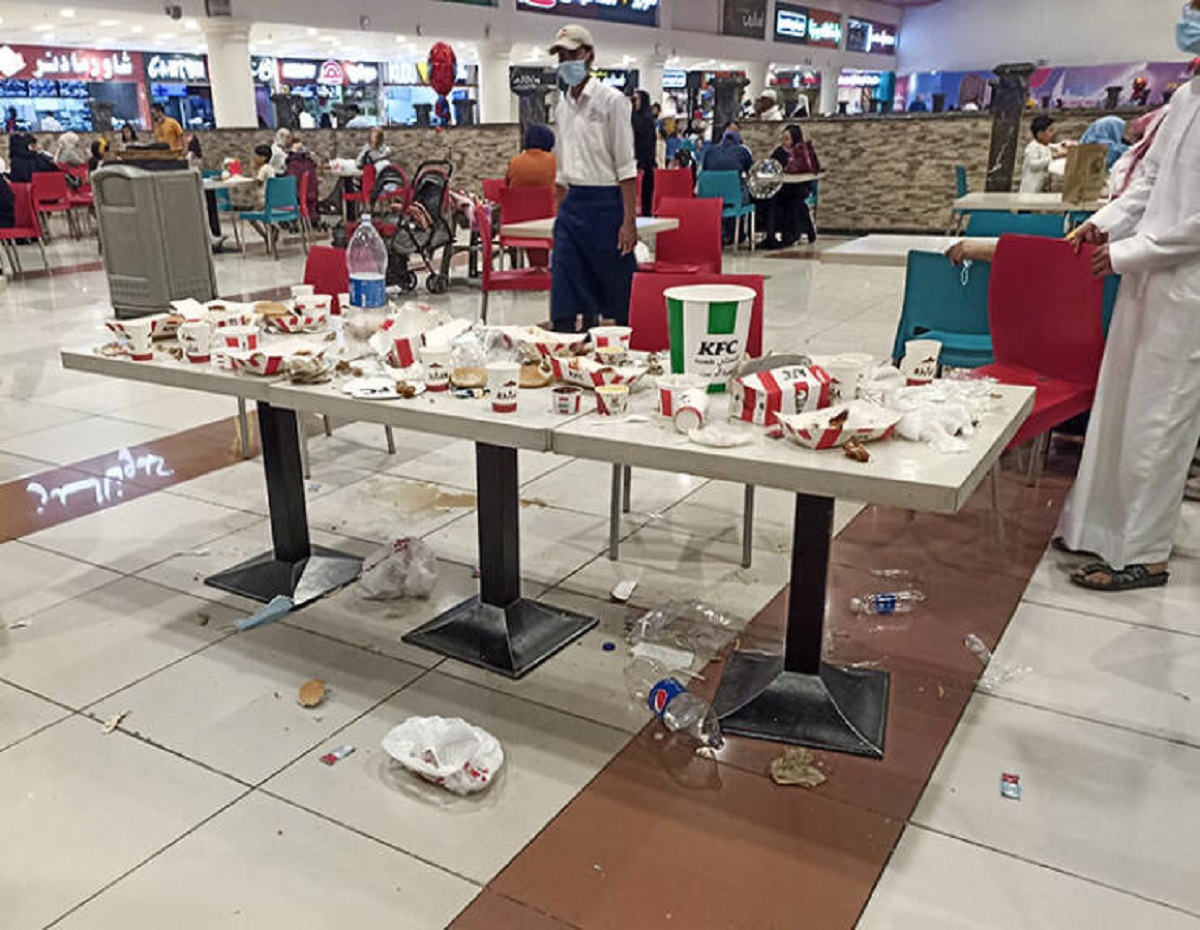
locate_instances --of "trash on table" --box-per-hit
[381,716,504,795]
[610,579,638,603]
[358,538,439,601]
[101,710,129,734]
[850,590,926,616]
[769,747,827,788]
[298,679,327,708]
[688,423,755,448]
[1001,772,1022,801]
[320,744,355,766]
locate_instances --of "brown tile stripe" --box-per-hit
[4,259,106,281]
[453,456,1077,929]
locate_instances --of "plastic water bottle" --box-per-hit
[625,657,724,749]
[850,590,926,616]
[346,215,388,309]
[964,634,993,666]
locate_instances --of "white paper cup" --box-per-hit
[336,292,351,316]
[552,385,583,415]
[487,362,521,413]
[290,284,315,298]
[590,325,633,349]
[673,388,709,433]
[595,345,628,367]
[295,293,333,314]
[596,383,630,417]
[222,325,258,352]
[824,353,874,402]
[657,373,705,417]
[178,320,213,364]
[123,318,155,361]
[421,346,451,392]
[902,339,942,385]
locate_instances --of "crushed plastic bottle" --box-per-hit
[346,215,388,309]
[870,568,921,584]
[964,633,993,666]
[625,656,724,749]
[850,590,926,616]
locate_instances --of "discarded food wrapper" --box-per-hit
[610,579,638,603]
[381,716,505,795]
[1001,772,1022,801]
[298,679,327,708]
[687,423,754,448]
[777,402,901,451]
[358,538,439,601]
[731,365,832,426]
[320,744,355,766]
[101,710,129,734]
[769,747,827,788]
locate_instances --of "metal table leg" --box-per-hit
[403,442,597,679]
[712,493,889,758]
[205,402,362,603]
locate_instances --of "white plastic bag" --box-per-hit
[381,716,504,795]
[358,538,439,600]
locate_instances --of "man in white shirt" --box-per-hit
[549,24,638,332]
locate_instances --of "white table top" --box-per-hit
[202,176,254,191]
[954,191,1103,214]
[63,347,278,404]
[552,386,1034,515]
[780,172,825,184]
[500,216,680,240]
[820,235,999,267]
[325,167,364,178]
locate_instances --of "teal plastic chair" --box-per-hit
[964,211,1066,238]
[697,170,756,252]
[806,179,820,221]
[1102,273,1120,336]
[238,175,307,259]
[955,165,969,198]
[891,250,994,368]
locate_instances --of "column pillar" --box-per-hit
[745,60,770,103]
[203,19,257,128]
[819,66,839,116]
[637,55,667,107]
[986,63,1036,192]
[479,43,514,125]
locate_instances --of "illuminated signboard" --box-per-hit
[774,2,809,45]
[0,44,141,81]
[663,68,687,90]
[846,17,897,55]
[515,0,660,27]
[278,59,379,85]
[722,0,767,39]
[806,8,842,49]
[146,53,208,83]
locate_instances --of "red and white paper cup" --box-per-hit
[902,339,942,386]
[488,362,520,414]
[295,293,332,314]
[552,385,583,415]
[222,325,258,352]
[657,374,705,418]
[672,388,709,433]
[596,384,630,417]
[421,347,451,392]
[590,325,633,350]
[178,320,213,364]
[123,318,155,362]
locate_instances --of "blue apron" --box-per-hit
[551,186,636,331]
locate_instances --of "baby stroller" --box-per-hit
[378,160,458,295]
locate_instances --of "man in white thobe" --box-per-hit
[1058,8,1200,591]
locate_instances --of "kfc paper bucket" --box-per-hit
[664,284,755,393]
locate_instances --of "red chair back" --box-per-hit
[32,171,70,207]
[989,235,1107,386]
[500,184,556,225]
[653,168,695,214]
[482,178,506,204]
[629,272,764,358]
[303,246,350,312]
[477,204,497,289]
[297,171,310,219]
[653,197,723,274]
[362,163,377,199]
[636,170,644,215]
[0,184,43,238]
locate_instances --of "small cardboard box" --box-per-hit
[732,365,832,426]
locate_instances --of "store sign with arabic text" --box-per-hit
[806,8,843,49]
[722,0,767,39]
[515,0,660,27]
[0,44,142,82]
[278,59,380,85]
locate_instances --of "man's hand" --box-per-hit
[1090,244,1114,278]
[618,218,638,255]
[945,242,968,265]
[1068,221,1108,252]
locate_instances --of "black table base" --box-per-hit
[402,442,596,679]
[205,402,362,605]
[712,493,890,759]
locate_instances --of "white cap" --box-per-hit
[761,88,778,102]
[548,23,595,54]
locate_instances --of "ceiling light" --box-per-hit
[131,24,144,33]
[32,23,54,32]
[183,18,198,30]
[395,34,405,42]
[44,33,57,42]
[155,32,176,41]
[60,8,76,17]
[306,27,318,36]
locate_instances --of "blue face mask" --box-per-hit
[558,60,589,89]
[1177,4,1200,54]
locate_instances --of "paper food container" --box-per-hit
[493,325,591,359]
[664,284,755,393]
[547,355,647,390]
[732,365,832,426]
[229,346,324,377]
[777,403,901,450]
[268,311,329,334]
[105,313,173,340]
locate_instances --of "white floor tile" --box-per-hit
[990,601,1200,745]
[0,415,173,465]
[0,540,120,623]
[306,474,476,544]
[162,457,372,516]
[90,622,426,784]
[110,392,243,432]
[0,716,243,930]
[0,396,89,441]
[264,670,629,883]
[0,680,68,749]
[52,792,479,930]
[0,450,54,482]
[0,576,238,708]
[858,826,1200,930]
[914,694,1200,913]
[22,492,260,574]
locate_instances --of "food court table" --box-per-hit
[552,386,1034,757]
[820,235,998,267]
[500,215,680,240]
[60,347,597,680]
[779,172,825,185]
[953,191,1104,214]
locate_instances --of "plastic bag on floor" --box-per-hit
[627,601,745,672]
[381,716,504,795]
[358,538,439,600]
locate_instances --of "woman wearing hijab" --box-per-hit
[631,89,658,215]
[1081,116,1130,169]
[8,133,58,184]
[506,123,556,189]
[356,128,392,169]
[52,132,88,167]
[270,128,292,173]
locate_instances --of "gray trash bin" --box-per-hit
[92,164,216,318]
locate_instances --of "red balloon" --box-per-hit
[428,42,457,99]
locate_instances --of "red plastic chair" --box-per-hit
[636,170,644,215]
[476,203,551,324]
[639,197,723,275]
[652,168,695,214]
[498,184,555,268]
[628,270,764,358]
[303,245,350,313]
[481,178,507,204]
[342,163,376,218]
[0,184,49,274]
[31,171,76,237]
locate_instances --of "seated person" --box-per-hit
[0,174,14,229]
[88,138,110,173]
[1019,115,1068,193]
[761,124,819,249]
[700,125,753,244]
[8,133,58,183]
[53,132,88,166]
[356,128,392,168]
[230,144,279,246]
[505,124,556,189]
